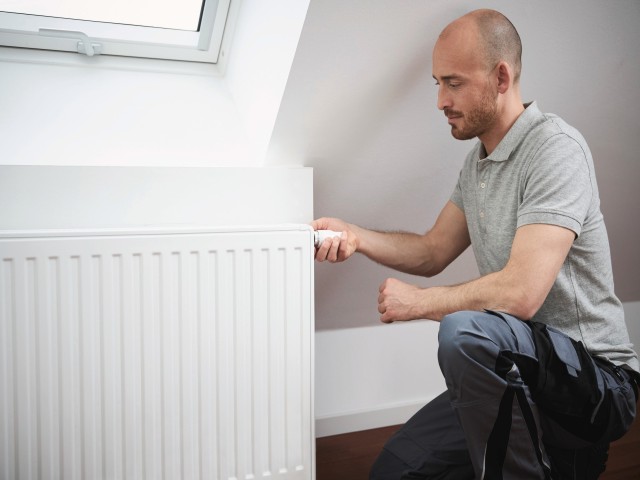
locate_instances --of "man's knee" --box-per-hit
[438,311,492,363]
[438,310,533,362]
[437,310,529,386]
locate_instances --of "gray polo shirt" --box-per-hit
[450,101,639,372]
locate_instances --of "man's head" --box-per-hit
[432,9,522,144]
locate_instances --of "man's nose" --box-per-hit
[437,86,451,111]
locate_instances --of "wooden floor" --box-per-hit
[317,402,640,480]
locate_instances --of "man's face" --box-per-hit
[432,34,499,141]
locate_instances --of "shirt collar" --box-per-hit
[480,101,540,162]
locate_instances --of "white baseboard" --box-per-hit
[315,397,437,438]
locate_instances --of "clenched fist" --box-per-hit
[377,278,427,323]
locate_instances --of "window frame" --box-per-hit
[0,0,231,63]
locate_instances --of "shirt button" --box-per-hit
[480,182,486,188]
[480,211,485,218]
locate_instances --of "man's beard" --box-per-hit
[445,86,498,140]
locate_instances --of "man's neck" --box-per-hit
[480,100,525,156]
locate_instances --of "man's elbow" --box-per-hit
[508,305,538,321]
[421,264,444,278]
[515,301,544,322]
[502,288,544,321]
[416,251,449,277]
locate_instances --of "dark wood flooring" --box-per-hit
[317,401,640,480]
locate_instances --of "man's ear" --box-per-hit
[496,61,512,94]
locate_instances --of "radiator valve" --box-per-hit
[314,230,342,247]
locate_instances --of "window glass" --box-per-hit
[0,0,205,31]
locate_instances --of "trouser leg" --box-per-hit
[370,311,547,480]
[437,310,550,479]
[369,391,474,480]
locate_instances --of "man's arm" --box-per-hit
[377,223,575,322]
[313,200,471,277]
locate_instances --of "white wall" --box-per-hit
[315,320,444,437]
[0,49,254,167]
[0,165,313,230]
[225,0,311,161]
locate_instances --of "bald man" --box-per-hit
[313,9,638,480]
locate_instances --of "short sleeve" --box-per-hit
[517,133,593,237]
[449,170,465,213]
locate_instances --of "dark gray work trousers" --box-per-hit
[370,311,638,480]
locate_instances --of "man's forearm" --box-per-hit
[424,272,526,321]
[351,224,441,276]
[379,269,531,323]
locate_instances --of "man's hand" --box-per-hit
[312,217,358,263]
[378,278,427,323]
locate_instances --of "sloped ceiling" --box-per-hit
[268,0,640,330]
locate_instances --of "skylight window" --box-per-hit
[0,0,231,63]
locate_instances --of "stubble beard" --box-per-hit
[448,86,499,141]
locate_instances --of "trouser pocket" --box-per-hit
[526,321,607,442]
[593,359,637,442]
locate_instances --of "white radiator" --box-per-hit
[0,225,315,480]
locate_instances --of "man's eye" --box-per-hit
[449,83,460,89]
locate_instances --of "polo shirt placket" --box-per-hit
[476,159,491,237]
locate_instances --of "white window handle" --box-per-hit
[39,28,102,56]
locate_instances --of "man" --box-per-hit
[313,9,639,480]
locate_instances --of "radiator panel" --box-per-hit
[0,227,314,480]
